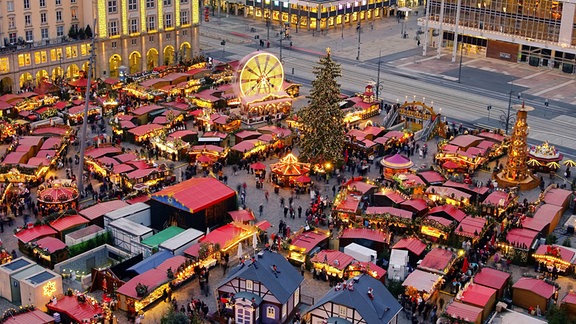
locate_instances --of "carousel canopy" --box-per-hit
[38,186,79,203]
[380,153,414,169]
[534,244,576,264]
[36,236,67,253]
[270,153,311,177]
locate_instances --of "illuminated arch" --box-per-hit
[51,67,64,81]
[146,48,159,70]
[129,51,142,74]
[81,61,90,77]
[0,77,13,94]
[163,45,175,66]
[35,70,49,86]
[180,42,191,61]
[20,73,33,88]
[67,64,80,79]
[109,54,122,78]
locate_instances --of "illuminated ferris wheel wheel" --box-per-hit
[236,52,284,97]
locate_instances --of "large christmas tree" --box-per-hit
[299,48,346,167]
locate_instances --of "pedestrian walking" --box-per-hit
[283,205,288,218]
[298,206,302,218]
[259,204,264,217]
[265,191,269,201]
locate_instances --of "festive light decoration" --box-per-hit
[43,281,57,297]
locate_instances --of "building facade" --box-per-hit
[0,0,201,93]
[418,0,576,73]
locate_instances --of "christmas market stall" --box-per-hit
[512,277,557,312]
[402,269,443,302]
[79,200,130,228]
[287,228,331,265]
[393,173,427,196]
[455,216,488,244]
[393,237,428,265]
[67,104,101,124]
[341,84,381,124]
[127,124,165,144]
[472,267,510,299]
[532,244,576,274]
[310,250,355,280]
[457,282,497,321]
[36,181,79,216]
[269,153,311,187]
[345,260,387,283]
[0,306,54,323]
[32,237,68,268]
[333,178,376,223]
[527,141,563,173]
[417,170,446,186]
[425,186,471,207]
[365,206,413,229]
[499,228,540,264]
[15,225,58,255]
[420,215,455,242]
[190,144,228,164]
[380,153,414,179]
[338,228,389,252]
[49,214,89,240]
[372,188,407,207]
[522,203,564,235]
[542,187,573,209]
[443,301,483,324]
[481,190,516,218]
[435,134,491,173]
[417,248,457,275]
[561,292,576,320]
[46,292,113,324]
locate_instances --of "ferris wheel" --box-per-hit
[236,52,284,97]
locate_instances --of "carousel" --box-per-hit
[527,141,563,173]
[269,153,311,187]
[380,153,414,179]
[37,180,79,216]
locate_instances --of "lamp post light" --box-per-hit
[266,17,271,40]
[220,40,226,59]
[356,21,361,60]
[457,41,464,83]
[279,22,289,62]
[500,82,519,135]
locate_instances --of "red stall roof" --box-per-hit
[562,292,576,305]
[36,236,67,253]
[455,216,487,238]
[228,210,256,222]
[418,170,446,184]
[49,215,89,232]
[333,195,362,213]
[473,267,510,291]
[198,224,250,250]
[6,309,54,323]
[482,190,512,206]
[113,152,138,163]
[522,204,563,233]
[393,237,427,256]
[125,168,158,180]
[449,134,483,148]
[400,199,429,212]
[15,225,57,243]
[445,302,483,323]
[443,180,490,196]
[113,163,135,174]
[128,123,163,136]
[40,137,63,150]
[534,244,575,263]
[291,230,329,252]
[311,250,355,271]
[131,104,164,116]
[256,220,272,231]
[506,228,539,250]
[79,200,129,221]
[513,278,556,299]
[116,268,167,299]
[85,146,122,159]
[461,283,497,307]
[151,178,235,213]
[428,205,467,223]
[374,190,406,204]
[356,261,387,279]
[339,228,388,243]
[543,188,572,207]
[3,151,27,164]
[418,248,455,274]
[344,179,376,194]
[366,206,412,220]
[426,186,471,204]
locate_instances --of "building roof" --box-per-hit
[131,104,164,116]
[506,228,539,250]
[35,236,67,253]
[4,309,54,323]
[199,224,251,250]
[79,200,129,220]
[562,292,576,305]
[365,206,412,220]
[14,225,57,243]
[117,268,167,299]
[219,250,304,304]
[428,204,467,223]
[472,267,510,291]
[449,134,483,148]
[311,250,356,270]
[417,170,446,184]
[402,269,442,293]
[460,283,497,307]
[84,145,122,159]
[482,190,512,206]
[374,190,406,204]
[228,210,256,222]
[399,199,429,212]
[455,216,487,238]
[290,230,330,252]
[66,225,104,240]
[339,228,388,243]
[443,180,490,196]
[310,274,402,324]
[49,214,89,232]
[445,302,483,323]
[128,123,164,136]
[127,250,174,275]
[393,237,427,256]
[426,186,471,203]
[543,188,572,207]
[534,244,576,263]
[522,204,563,233]
[418,248,456,274]
[512,277,556,299]
[151,178,236,213]
[141,226,185,248]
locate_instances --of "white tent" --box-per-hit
[388,249,409,281]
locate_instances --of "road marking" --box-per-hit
[532,80,576,96]
[519,70,547,80]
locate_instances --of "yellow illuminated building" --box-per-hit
[0,0,201,93]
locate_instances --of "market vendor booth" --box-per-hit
[127,124,165,144]
[365,206,413,228]
[345,260,387,283]
[472,267,510,299]
[338,228,389,252]
[380,153,414,179]
[522,203,564,236]
[393,237,427,265]
[455,216,488,244]
[46,292,112,324]
[15,225,58,255]
[512,277,557,312]
[543,187,573,209]
[333,179,376,223]
[79,200,130,228]
[420,215,455,242]
[561,292,576,320]
[527,141,563,173]
[32,237,68,269]
[499,228,540,264]
[532,244,576,274]
[310,250,355,280]
[0,306,54,323]
[417,248,457,275]
[481,190,516,218]
[402,269,443,302]
[457,282,497,321]
[49,214,89,240]
[287,228,330,265]
[444,301,483,324]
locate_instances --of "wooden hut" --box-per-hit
[512,277,557,312]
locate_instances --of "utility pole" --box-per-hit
[457,42,464,83]
[356,21,361,60]
[77,22,97,197]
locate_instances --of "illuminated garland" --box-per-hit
[1,305,36,323]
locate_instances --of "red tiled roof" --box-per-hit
[393,237,427,256]
[228,210,256,222]
[231,139,260,152]
[512,277,556,299]
[445,302,483,323]
[15,225,57,243]
[428,204,467,222]
[365,206,412,220]
[473,267,511,291]
[291,230,329,252]
[49,215,89,232]
[128,123,163,136]
[461,283,496,307]
[534,244,575,263]
[311,250,355,270]
[418,248,455,274]
[36,236,67,253]
[339,228,388,243]
[543,188,572,207]
[79,200,129,220]
[505,228,539,250]
[455,216,487,238]
[151,178,235,213]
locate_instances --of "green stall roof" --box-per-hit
[141,226,185,248]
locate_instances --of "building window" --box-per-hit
[8,17,15,29]
[34,51,48,64]
[55,0,61,5]
[108,0,117,13]
[149,35,154,42]
[41,12,47,24]
[111,41,117,48]
[166,33,171,39]
[266,307,275,319]
[339,305,347,317]
[164,14,172,28]
[180,0,188,3]
[18,53,31,67]
[56,25,64,36]
[245,280,253,290]
[146,0,155,9]
[130,18,138,33]
[147,16,156,31]
[65,45,78,58]
[25,15,32,26]
[108,21,119,36]
[9,33,17,44]
[56,11,62,22]
[182,29,187,36]
[71,0,75,3]
[80,43,89,55]
[7,1,14,11]
[128,0,137,10]
[71,8,78,19]
[40,0,46,7]
[25,30,33,42]
[131,38,137,45]
[24,0,30,9]
[50,48,62,61]
[41,28,49,39]
[180,10,189,25]
[163,0,172,5]
[0,58,9,73]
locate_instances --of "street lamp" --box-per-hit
[266,17,271,40]
[220,40,226,59]
[457,41,464,83]
[279,22,289,62]
[356,21,361,60]
[500,81,520,135]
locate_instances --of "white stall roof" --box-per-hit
[390,249,409,266]
[345,243,377,256]
[160,228,204,251]
[105,202,150,220]
[108,218,152,236]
